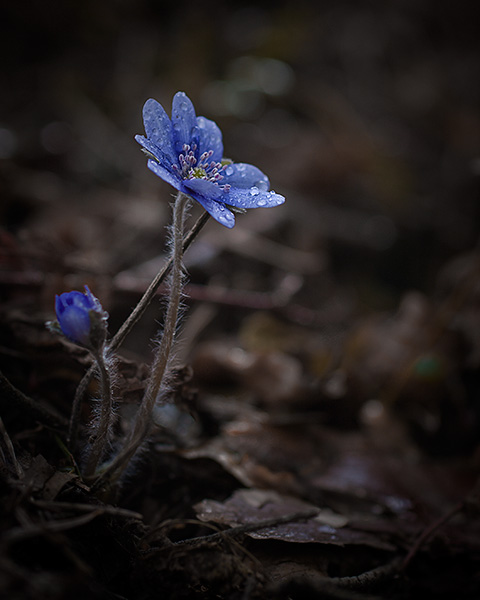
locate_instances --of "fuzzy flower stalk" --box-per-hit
[49,286,114,479]
[96,92,285,485]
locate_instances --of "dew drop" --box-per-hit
[249,186,259,196]
[257,198,267,206]
[237,164,246,171]
[256,180,269,192]
[225,165,234,176]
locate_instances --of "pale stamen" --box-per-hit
[173,146,230,191]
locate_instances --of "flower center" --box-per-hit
[191,167,208,179]
[172,144,230,190]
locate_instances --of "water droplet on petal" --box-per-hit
[225,165,234,176]
[237,164,246,171]
[256,179,269,191]
[257,198,267,206]
[249,186,259,196]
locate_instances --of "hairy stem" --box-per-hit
[111,207,205,353]
[140,194,188,430]
[68,209,210,447]
[69,368,92,445]
[95,192,189,486]
[83,349,114,479]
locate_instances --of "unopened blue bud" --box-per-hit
[54,285,107,348]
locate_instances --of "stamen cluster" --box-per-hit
[174,145,230,190]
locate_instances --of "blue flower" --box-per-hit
[54,285,107,348]
[135,92,285,228]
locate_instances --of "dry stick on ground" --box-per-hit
[147,511,402,598]
[30,498,143,520]
[115,277,324,327]
[266,556,402,599]
[331,557,403,591]
[0,370,68,431]
[140,508,321,552]
[402,501,470,570]
[3,510,105,543]
[68,210,210,446]
[402,475,480,571]
[270,575,386,600]
[158,508,322,549]
[5,501,143,545]
[0,416,23,478]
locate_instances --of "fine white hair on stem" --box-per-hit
[93,192,190,488]
[82,348,118,479]
[68,210,210,452]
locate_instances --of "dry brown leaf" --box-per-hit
[195,488,394,550]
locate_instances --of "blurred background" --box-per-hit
[1,0,479,354]
[1,5,480,595]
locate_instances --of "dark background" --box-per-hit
[2,0,479,315]
[1,3,480,598]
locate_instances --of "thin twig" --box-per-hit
[0,416,23,478]
[401,474,480,571]
[173,508,320,547]
[115,277,324,326]
[0,370,67,430]
[401,500,464,570]
[30,498,143,520]
[270,576,382,600]
[3,510,104,543]
[267,557,402,599]
[332,557,402,590]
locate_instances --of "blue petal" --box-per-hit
[147,159,183,191]
[182,179,235,228]
[222,163,270,190]
[83,285,106,316]
[171,92,199,156]
[183,178,224,200]
[56,290,90,315]
[141,99,176,164]
[135,135,177,173]
[196,117,224,163]
[58,305,91,345]
[222,187,286,209]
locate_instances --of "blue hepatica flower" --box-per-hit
[135,92,285,228]
[55,285,107,348]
